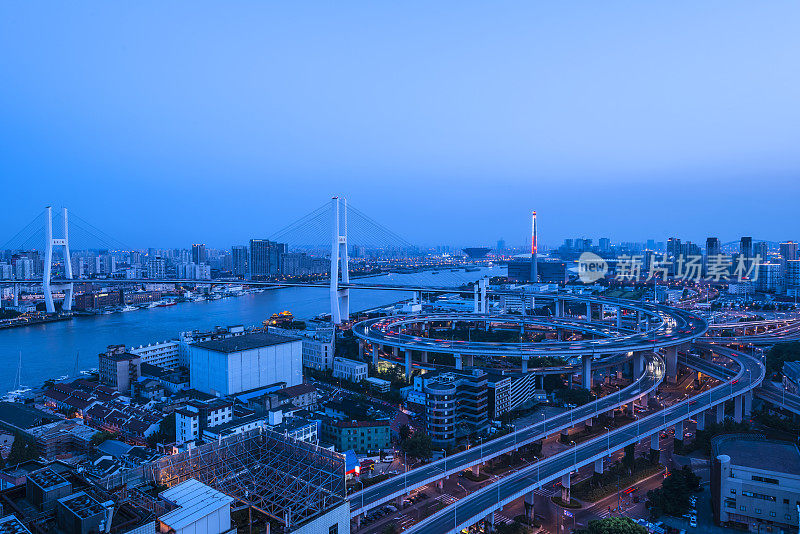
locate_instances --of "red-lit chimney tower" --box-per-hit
[530,210,538,283]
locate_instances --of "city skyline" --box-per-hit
[2,2,800,246]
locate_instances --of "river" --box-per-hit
[0,266,505,392]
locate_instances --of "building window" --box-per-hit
[786,514,792,521]
[731,489,736,495]
[740,506,746,511]
[784,499,790,504]
[755,508,762,514]
[329,525,338,534]
[770,512,776,517]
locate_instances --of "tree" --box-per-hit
[555,387,593,407]
[766,342,800,374]
[399,432,432,460]
[399,424,411,442]
[647,466,701,518]
[7,435,38,465]
[90,431,117,446]
[575,517,646,534]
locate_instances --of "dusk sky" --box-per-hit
[2,2,799,249]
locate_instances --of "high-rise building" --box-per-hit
[249,239,287,278]
[786,260,800,292]
[599,238,611,253]
[191,243,207,265]
[754,241,768,261]
[757,263,781,292]
[706,237,721,257]
[496,238,506,252]
[780,241,798,261]
[231,245,249,277]
[740,236,753,259]
[646,239,656,251]
[667,237,682,259]
[147,256,165,279]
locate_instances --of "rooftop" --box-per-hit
[0,514,31,534]
[715,434,800,476]
[192,332,299,353]
[159,478,234,530]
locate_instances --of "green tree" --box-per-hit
[399,424,411,441]
[647,466,701,518]
[7,435,38,465]
[575,517,646,534]
[399,432,432,460]
[90,431,117,446]
[555,387,593,406]
[766,342,800,374]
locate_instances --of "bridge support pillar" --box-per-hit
[436,479,444,492]
[734,395,743,423]
[455,353,463,370]
[633,352,644,378]
[522,357,528,374]
[582,355,592,389]
[358,340,364,359]
[585,417,593,429]
[716,403,725,423]
[606,409,615,419]
[675,420,684,442]
[594,458,604,474]
[697,411,705,431]
[665,346,678,383]
[651,433,661,463]
[561,473,571,502]
[555,298,562,317]
[464,354,474,367]
[355,512,363,529]
[524,490,536,520]
[420,351,428,364]
[744,391,753,416]
[586,301,592,320]
[372,345,379,365]
[405,350,412,380]
[484,512,494,532]
[617,307,623,329]
[636,310,642,332]
[393,346,399,360]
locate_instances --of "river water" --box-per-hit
[0,267,505,392]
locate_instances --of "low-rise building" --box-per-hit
[332,357,368,383]
[128,339,181,369]
[98,345,141,394]
[712,434,800,533]
[321,419,391,454]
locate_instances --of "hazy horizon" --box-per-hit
[2,2,799,249]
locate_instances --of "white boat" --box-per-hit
[147,301,160,308]
[192,296,207,302]
[121,305,136,312]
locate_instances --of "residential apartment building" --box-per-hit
[321,419,391,454]
[332,357,368,383]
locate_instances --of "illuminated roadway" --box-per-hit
[404,345,764,533]
[354,303,707,358]
[349,352,665,518]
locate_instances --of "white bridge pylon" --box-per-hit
[330,196,349,325]
[43,206,74,313]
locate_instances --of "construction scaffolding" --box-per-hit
[146,428,346,530]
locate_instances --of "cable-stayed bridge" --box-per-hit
[1,197,484,321]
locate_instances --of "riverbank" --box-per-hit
[0,266,505,394]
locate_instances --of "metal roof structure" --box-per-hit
[147,428,345,530]
[159,478,234,530]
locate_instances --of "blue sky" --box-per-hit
[1,2,799,248]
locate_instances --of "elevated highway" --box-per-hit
[402,345,763,533]
[349,351,664,518]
